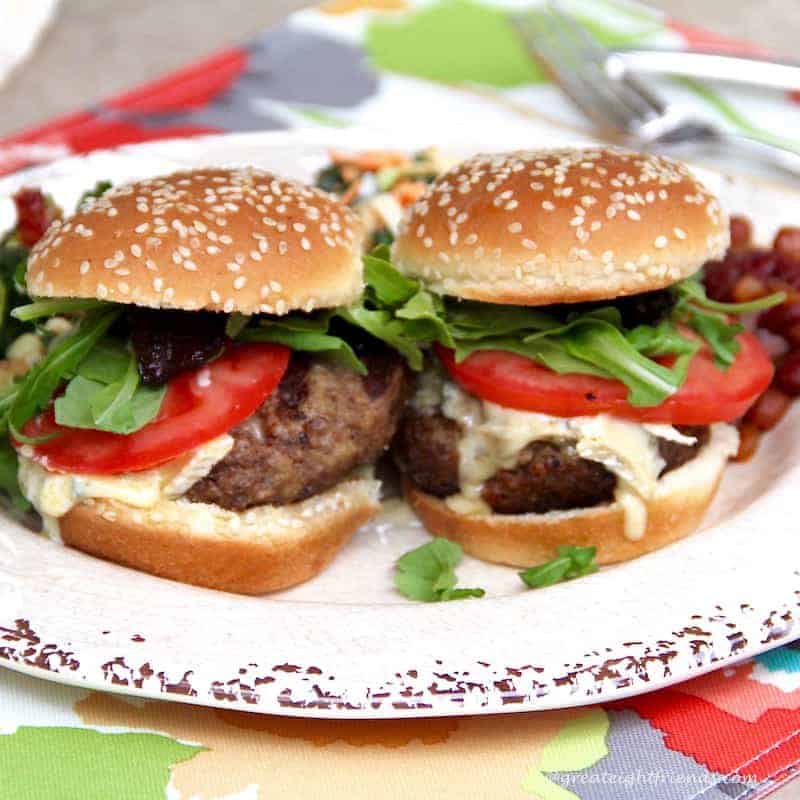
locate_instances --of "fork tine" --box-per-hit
[511,11,635,132]
[547,2,666,118]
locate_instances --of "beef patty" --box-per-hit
[393,408,709,515]
[188,348,412,510]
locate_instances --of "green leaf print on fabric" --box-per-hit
[521,708,610,798]
[364,0,661,88]
[0,727,202,799]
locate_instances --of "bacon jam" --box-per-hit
[703,216,800,459]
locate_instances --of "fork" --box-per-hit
[511,2,800,178]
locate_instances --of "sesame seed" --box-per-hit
[654,236,668,249]
[79,260,90,274]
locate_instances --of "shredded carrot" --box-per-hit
[392,180,427,207]
[339,177,362,205]
[330,149,410,172]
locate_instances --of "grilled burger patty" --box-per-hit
[188,348,412,510]
[393,408,709,515]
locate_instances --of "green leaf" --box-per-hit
[674,275,785,314]
[89,354,140,428]
[0,438,30,511]
[519,557,572,588]
[55,347,166,435]
[445,300,561,339]
[225,313,251,339]
[53,377,99,429]
[394,537,484,602]
[519,545,598,589]
[339,307,425,371]
[686,308,743,368]
[396,290,454,348]
[12,256,27,296]
[315,163,349,195]
[76,339,130,383]
[6,307,121,434]
[453,335,613,378]
[12,298,112,322]
[363,247,419,306]
[77,180,112,208]
[440,587,486,600]
[561,320,683,406]
[242,325,367,375]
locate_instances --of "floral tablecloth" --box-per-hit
[2,1,800,797]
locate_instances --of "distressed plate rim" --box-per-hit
[0,127,798,719]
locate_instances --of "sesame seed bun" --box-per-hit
[392,148,729,305]
[56,477,380,595]
[27,167,365,315]
[404,423,737,567]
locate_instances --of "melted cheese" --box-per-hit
[439,381,697,540]
[18,435,234,541]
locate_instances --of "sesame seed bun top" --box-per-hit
[27,167,365,315]
[392,148,729,305]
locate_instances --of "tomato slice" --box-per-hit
[20,342,290,474]
[436,331,774,424]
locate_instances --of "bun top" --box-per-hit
[27,167,365,314]
[392,148,729,305]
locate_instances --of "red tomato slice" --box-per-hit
[20,342,290,474]
[436,331,774,424]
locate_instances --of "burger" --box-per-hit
[1,167,416,594]
[390,148,780,567]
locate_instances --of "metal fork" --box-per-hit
[511,2,800,177]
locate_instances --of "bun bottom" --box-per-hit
[57,478,380,595]
[403,424,737,567]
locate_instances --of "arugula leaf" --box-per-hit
[670,276,773,369]
[54,341,166,434]
[6,307,121,438]
[241,324,366,375]
[395,290,454,348]
[519,546,598,589]
[225,313,251,339]
[561,320,685,406]
[627,320,701,383]
[445,301,561,339]
[77,180,112,208]
[675,275,785,314]
[76,339,130,383]
[363,246,418,305]
[686,307,743,368]
[0,438,30,511]
[338,307,426,371]
[12,298,111,322]
[453,335,613,378]
[394,538,485,602]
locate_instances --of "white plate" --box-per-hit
[0,129,798,719]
